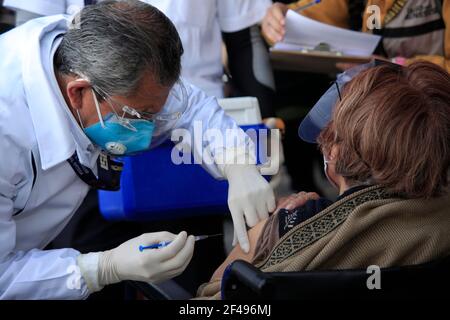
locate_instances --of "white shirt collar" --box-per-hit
[22,16,99,171]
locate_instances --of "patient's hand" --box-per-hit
[208,192,319,282]
[276,192,320,211]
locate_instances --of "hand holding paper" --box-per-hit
[274,10,381,57]
[262,2,289,44]
[269,10,382,74]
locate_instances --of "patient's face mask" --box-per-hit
[323,155,339,189]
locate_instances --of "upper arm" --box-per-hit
[406,0,450,72]
[210,218,268,281]
[222,25,276,118]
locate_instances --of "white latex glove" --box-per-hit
[224,164,276,253]
[77,231,195,293]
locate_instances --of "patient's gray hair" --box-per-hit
[55,0,183,96]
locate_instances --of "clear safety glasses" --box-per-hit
[91,80,188,134]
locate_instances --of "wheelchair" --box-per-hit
[128,255,450,300]
[221,255,450,300]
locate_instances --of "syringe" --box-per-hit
[139,234,223,252]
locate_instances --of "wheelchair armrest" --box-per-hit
[221,260,373,300]
[222,256,450,300]
[221,260,272,300]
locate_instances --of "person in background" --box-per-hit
[4,0,276,117]
[262,0,450,72]
[0,0,14,33]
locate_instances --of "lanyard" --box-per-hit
[67,152,123,191]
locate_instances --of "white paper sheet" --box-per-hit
[273,10,382,57]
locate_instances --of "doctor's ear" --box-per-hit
[66,79,92,110]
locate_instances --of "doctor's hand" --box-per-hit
[262,2,289,45]
[225,164,276,253]
[98,231,195,286]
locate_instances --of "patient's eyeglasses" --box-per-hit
[335,82,342,101]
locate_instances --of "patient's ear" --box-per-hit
[329,145,339,161]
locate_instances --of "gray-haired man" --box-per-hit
[0,0,275,299]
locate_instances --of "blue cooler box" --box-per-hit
[99,124,268,221]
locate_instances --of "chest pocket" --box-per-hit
[13,152,37,217]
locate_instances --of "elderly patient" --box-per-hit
[197,61,450,299]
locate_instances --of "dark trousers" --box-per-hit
[273,70,332,193]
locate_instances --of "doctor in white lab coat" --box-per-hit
[4,0,276,116]
[0,1,275,299]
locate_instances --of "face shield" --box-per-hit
[298,60,402,144]
[149,79,188,145]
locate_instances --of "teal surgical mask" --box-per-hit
[83,113,155,156]
[78,89,155,156]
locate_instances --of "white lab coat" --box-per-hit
[3,0,84,15]
[3,0,272,97]
[0,15,249,299]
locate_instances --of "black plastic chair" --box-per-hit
[222,256,450,300]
